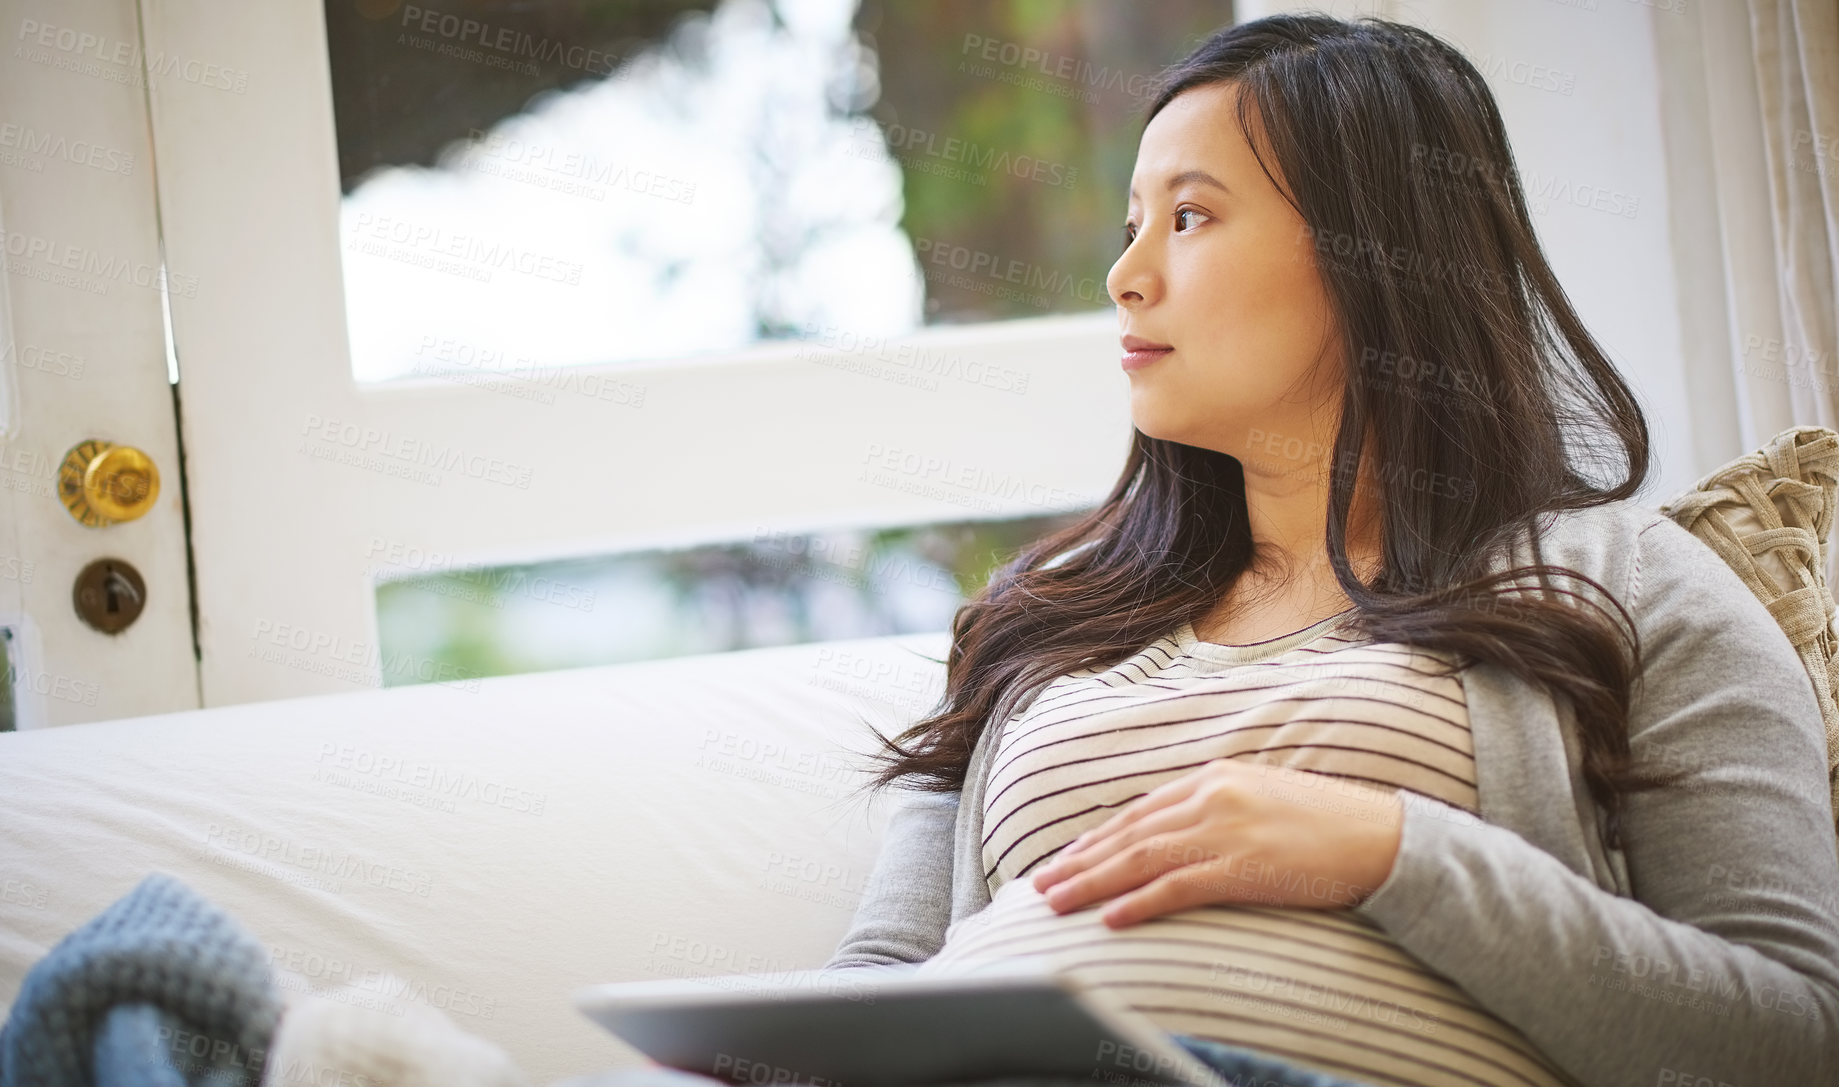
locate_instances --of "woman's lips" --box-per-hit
[1122,346,1173,371]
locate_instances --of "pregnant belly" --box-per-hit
[916,877,1578,1087]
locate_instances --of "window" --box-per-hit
[327,0,1229,680]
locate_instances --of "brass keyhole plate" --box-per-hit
[73,557,147,634]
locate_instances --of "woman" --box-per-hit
[822,12,1839,1087]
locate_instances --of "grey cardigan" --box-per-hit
[820,498,1839,1086]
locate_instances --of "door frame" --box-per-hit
[1,0,202,726]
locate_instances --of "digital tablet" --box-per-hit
[574,958,1230,1087]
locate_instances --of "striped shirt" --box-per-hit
[915,612,1580,1087]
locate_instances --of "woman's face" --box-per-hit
[1107,81,1344,471]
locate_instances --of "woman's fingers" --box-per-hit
[1032,802,1207,910]
[1032,794,1176,889]
[1040,828,1195,913]
[1098,864,1221,927]
[1043,767,1212,866]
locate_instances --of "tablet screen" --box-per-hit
[576,966,1225,1087]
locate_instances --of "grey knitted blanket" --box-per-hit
[0,873,1370,1087]
[0,872,282,1087]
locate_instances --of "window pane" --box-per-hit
[0,627,15,732]
[325,0,1229,381]
[372,512,1083,683]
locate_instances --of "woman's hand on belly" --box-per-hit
[1026,759,1404,928]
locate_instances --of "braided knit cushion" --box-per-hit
[1657,424,1839,845]
[0,871,281,1086]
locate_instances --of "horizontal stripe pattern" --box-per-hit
[922,615,1578,1087]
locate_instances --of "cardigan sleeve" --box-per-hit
[1351,514,1839,1085]
[820,787,959,971]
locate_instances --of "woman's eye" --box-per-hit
[1174,207,1207,231]
[1120,222,1137,251]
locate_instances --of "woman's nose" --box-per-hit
[1107,245,1155,308]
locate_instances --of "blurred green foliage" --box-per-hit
[375,511,1087,682]
[861,0,1229,323]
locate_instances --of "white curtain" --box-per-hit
[1750,0,1839,433]
[1707,0,1839,586]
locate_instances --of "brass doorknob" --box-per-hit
[58,439,161,527]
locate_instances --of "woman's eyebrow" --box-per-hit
[1127,169,1231,200]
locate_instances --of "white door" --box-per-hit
[133,0,1130,708]
[0,0,202,727]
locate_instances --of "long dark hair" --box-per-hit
[855,13,1671,851]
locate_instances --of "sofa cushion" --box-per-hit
[1658,424,1839,838]
[0,630,949,1083]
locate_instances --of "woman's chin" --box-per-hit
[1128,410,1193,448]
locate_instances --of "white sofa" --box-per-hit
[0,630,950,1084]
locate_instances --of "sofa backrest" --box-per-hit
[0,629,949,1083]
